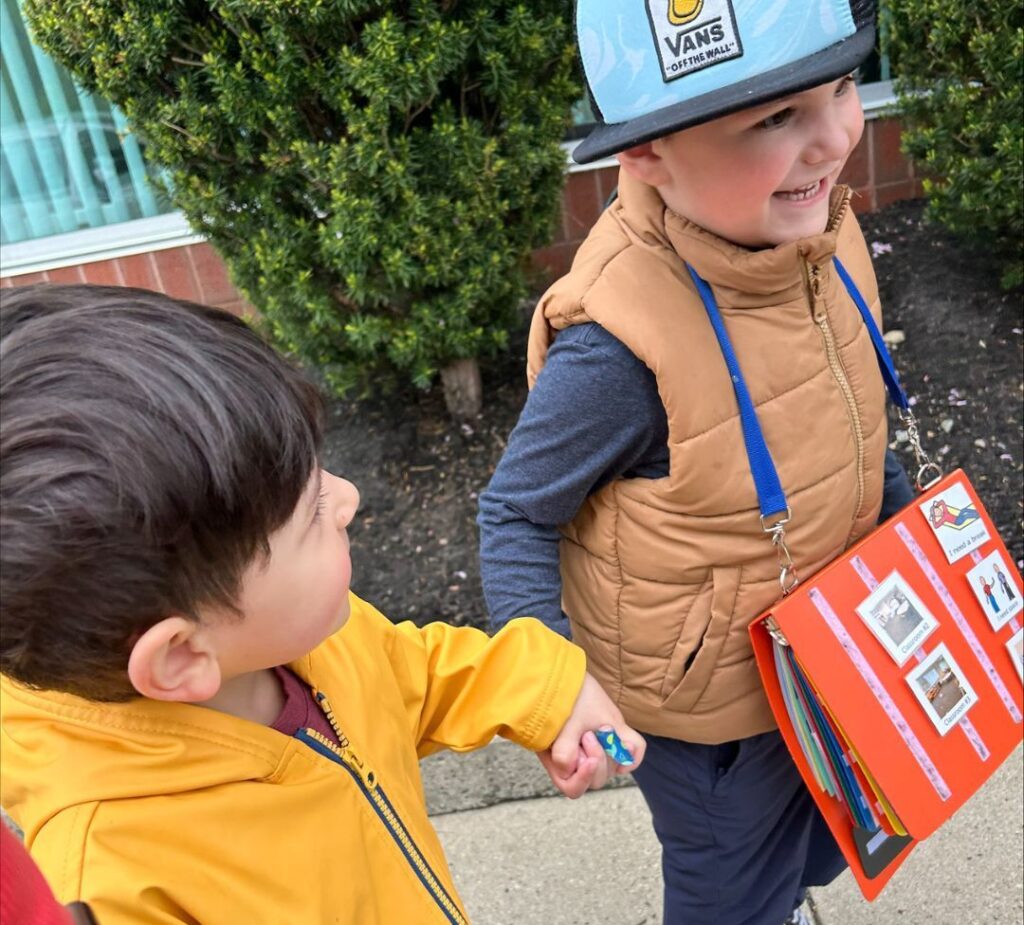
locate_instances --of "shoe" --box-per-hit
[783,904,814,925]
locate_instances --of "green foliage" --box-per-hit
[26,0,579,391]
[886,1,1024,288]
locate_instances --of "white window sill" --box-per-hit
[1,212,202,279]
[3,82,896,278]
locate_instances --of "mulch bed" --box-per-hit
[324,199,1023,628]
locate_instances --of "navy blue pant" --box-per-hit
[631,729,847,925]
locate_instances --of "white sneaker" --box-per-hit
[783,904,814,925]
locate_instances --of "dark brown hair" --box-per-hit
[0,285,323,701]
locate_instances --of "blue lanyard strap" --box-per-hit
[685,264,789,520]
[688,256,917,523]
[832,257,910,412]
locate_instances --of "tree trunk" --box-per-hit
[440,357,482,421]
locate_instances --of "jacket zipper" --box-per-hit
[802,256,866,523]
[293,691,468,925]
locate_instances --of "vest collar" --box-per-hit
[614,169,851,308]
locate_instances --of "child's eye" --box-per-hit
[758,108,792,130]
[835,73,857,96]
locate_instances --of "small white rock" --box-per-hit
[974,438,987,449]
[940,419,955,433]
[895,429,910,443]
[883,329,906,346]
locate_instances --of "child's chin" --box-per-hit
[329,606,352,636]
[769,209,830,244]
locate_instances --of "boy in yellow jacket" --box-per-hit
[0,285,645,925]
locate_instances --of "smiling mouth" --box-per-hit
[774,179,824,202]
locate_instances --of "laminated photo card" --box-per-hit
[919,481,990,564]
[856,571,939,666]
[905,643,979,736]
[967,550,1023,632]
[1007,628,1024,682]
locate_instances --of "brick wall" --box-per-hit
[0,242,248,315]
[2,115,921,301]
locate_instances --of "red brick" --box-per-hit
[117,254,160,291]
[530,242,576,284]
[150,247,202,302]
[561,171,603,241]
[849,186,876,215]
[81,260,124,287]
[595,165,620,207]
[1,277,13,288]
[874,179,917,210]
[548,202,569,245]
[43,265,85,284]
[839,128,871,189]
[8,272,48,287]
[187,243,238,306]
[873,117,911,185]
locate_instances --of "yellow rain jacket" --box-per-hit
[0,594,586,924]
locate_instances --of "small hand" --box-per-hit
[539,673,646,799]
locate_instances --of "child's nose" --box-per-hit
[324,472,360,530]
[804,111,853,165]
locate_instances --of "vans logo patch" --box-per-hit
[646,0,743,82]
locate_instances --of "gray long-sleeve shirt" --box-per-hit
[478,322,916,637]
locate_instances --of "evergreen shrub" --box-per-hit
[886,1,1024,288]
[26,1,579,396]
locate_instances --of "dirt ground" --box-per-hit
[325,199,1023,628]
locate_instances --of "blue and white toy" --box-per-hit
[594,728,635,766]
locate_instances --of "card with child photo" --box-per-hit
[967,550,1023,632]
[856,571,939,666]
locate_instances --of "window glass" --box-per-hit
[1,0,173,245]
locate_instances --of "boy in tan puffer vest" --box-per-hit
[479,2,915,923]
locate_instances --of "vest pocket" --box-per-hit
[658,566,741,714]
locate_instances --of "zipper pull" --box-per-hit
[808,263,822,298]
[802,258,824,319]
[342,746,378,791]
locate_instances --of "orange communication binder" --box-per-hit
[750,470,1023,900]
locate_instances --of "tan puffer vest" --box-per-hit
[527,169,889,743]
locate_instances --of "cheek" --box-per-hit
[848,112,865,155]
[841,97,866,155]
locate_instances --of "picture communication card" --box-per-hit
[750,470,1023,901]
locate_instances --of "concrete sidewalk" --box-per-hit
[422,740,1024,925]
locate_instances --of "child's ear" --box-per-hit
[127,617,222,703]
[617,142,671,187]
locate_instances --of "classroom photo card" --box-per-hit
[1007,628,1024,683]
[857,571,940,666]
[920,481,990,564]
[906,643,979,736]
[967,549,1023,632]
